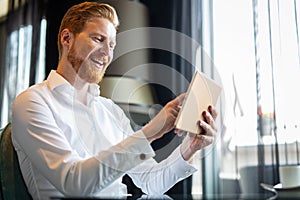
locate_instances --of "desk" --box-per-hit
[51,193,300,200]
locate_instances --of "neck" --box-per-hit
[57,58,77,86]
[57,58,90,105]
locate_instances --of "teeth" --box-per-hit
[91,58,104,65]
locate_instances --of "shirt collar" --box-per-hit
[47,70,100,97]
[88,83,101,97]
[47,70,71,91]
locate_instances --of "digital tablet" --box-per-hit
[174,71,222,134]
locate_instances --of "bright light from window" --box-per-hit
[36,18,47,83]
[213,0,300,147]
[1,18,46,128]
[213,0,257,147]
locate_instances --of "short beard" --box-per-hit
[79,61,106,84]
[68,45,105,84]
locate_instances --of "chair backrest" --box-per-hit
[0,123,32,200]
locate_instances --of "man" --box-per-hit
[11,2,218,199]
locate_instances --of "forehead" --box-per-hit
[83,17,116,38]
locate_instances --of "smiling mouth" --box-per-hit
[91,58,104,69]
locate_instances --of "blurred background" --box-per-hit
[0,0,300,198]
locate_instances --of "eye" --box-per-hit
[93,36,104,43]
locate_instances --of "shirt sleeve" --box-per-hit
[127,145,197,195]
[11,89,155,196]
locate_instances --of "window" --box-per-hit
[0,19,46,128]
[192,0,300,195]
[213,0,300,147]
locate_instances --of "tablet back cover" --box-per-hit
[174,71,222,134]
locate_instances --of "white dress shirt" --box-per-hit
[11,70,197,200]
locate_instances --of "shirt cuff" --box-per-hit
[168,146,198,178]
[93,130,155,172]
[120,130,156,161]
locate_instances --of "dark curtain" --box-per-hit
[0,0,46,127]
[45,0,83,75]
[139,0,201,197]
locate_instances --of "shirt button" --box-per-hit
[139,153,146,160]
[185,170,191,174]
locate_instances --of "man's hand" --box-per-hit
[179,105,218,161]
[142,93,185,143]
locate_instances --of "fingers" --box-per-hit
[179,105,218,160]
[199,111,217,137]
[198,119,216,137]
[208,105,217,120]
[174,93,186,105]
[194,134,214,146]
[202,111,216,130]
[201,105,218,132]
[166,94,185,118]
[185,132,214,152]
[200,135,214,149]
[169,107,179,117]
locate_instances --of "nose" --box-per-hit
[99,42,110,57]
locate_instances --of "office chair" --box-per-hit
[0,123,32,200]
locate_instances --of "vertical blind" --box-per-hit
[0,0,46,128]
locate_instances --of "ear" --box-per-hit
[60,29,73,48]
